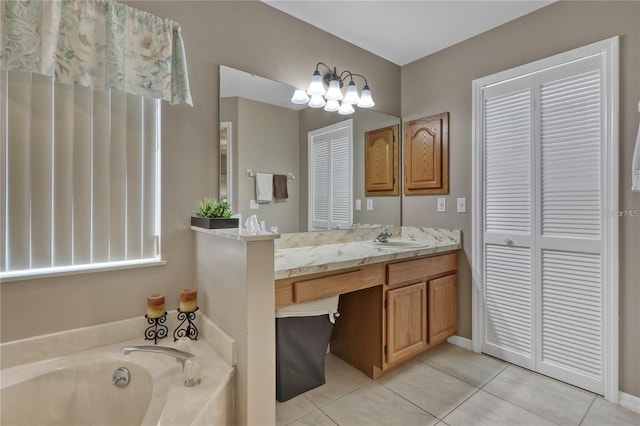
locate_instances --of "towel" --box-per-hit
[633,121,640,192]
[273,174,289,200]
[255,173,273,202]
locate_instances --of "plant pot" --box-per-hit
[191,216,239,229]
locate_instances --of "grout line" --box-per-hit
[318,407,340,426]
[375,356,482,421]
[578,396,597,425]
[479,387,562,425]
[478,362,509,390]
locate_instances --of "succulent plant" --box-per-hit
[195,198,232,219]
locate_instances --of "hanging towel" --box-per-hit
[256,173,273,202]
[633,120,640,192]
[273,174,289,200]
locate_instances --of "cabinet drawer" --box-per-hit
[386,252,457,288]
[276,264,385,308]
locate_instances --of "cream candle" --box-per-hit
[180,288,198,312]
[147,294,165,318]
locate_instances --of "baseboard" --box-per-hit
[619,391,640,414]
[447,335,473,351]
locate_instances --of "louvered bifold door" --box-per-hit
[534,55,605,394]
[310,136,330,231]
[481,76,536,369]
[329,127,352,230]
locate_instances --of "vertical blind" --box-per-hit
[1,71,160,276]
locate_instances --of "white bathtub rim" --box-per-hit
[1,338,235,426]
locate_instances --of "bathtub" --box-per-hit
[0,339,234,426]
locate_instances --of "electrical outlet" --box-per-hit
[249,199,259,210]
[457,197,467,213]
[437,198,446,212]
[366,199,373,210]
[355,199,361,211]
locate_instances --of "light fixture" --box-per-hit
[290,62,375,115]
[291,88,310,104]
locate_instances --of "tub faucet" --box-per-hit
[120,345,201,387]
[374,227,392,243]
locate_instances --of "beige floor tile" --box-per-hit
[379,360,478,418]
[322,382,438,426]
[443,390,556,426]
[483,365,595,425]
[288,409,338,426]
[277,394,316,426]
[581,397,640,426]
[419,343,507,387]
[303,354,372,407]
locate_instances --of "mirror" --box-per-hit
[219,65,401,233]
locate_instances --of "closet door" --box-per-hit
[534,56,605,394]
[478,46,614,396]
[481,76,536,369]
[308,120,353,231]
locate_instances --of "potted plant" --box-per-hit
[191,198,239,229]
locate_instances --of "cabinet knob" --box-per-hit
[504,237,514,246]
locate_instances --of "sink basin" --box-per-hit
[367,239,431,249]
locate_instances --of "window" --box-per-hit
[1,71,162,280]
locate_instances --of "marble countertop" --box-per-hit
[191,226,279,242]
[275,227,461,280]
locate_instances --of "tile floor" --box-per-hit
[276,343,639,426]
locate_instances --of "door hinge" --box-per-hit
[384,345,388,355]
[384,299,388,309]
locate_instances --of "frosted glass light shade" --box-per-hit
[357,85,375,108]
[343,81,360,105]
[325,79,343,101]
[324,99,340,112]
[308,95,326,108]
[307,71,326,96]
[291,88,310,104]
[338,101,355,115]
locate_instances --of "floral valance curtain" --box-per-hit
[0,0,192,105]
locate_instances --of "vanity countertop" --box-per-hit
[274,227,461,280]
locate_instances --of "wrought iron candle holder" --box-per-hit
[144,312,168,344]
[173,307,199,341]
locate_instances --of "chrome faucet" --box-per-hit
[373,227,392,243]
[120,345,201,387]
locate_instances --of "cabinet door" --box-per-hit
[428,274,457,344]
[386,282,427,365]
[403,112,449,195]
[365,125,399,196]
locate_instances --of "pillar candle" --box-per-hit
[147,294,165,318]
[180,288,198,312]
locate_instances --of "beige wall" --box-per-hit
[401,1,640,397]
[0,1,400,342]
[237,97,300,233]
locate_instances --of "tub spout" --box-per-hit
[120,345,201,386]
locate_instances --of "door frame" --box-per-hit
[471,37,619,401]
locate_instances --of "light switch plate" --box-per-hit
[457,197,467,213]
[249,199,259,210]
[355,199,361,211]
[366,199,373,210]
[437,198,446,212]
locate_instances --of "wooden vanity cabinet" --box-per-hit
[382,252,458,370]
[385,282,428,365]
[364,125,399,196]
[428,274,458,344]
[276,251,458,380]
